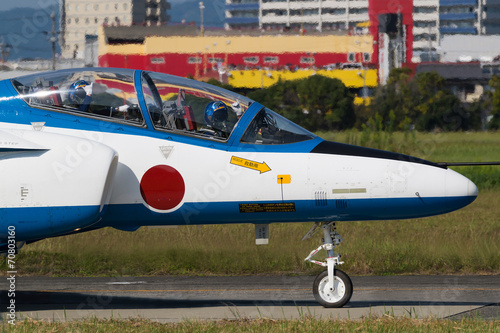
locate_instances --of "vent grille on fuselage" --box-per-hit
[315,191,327,207]
[335,199,348,209]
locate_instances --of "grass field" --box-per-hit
[1,131,499,277]
[1,317,499,332]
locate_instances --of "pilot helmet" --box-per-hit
[204,101,228,126]
[68,80,89,104]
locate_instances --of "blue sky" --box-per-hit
[0,0,218,25]
[0,0,220,60]
[0,0,58,11]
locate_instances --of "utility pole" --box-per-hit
[51,9,57,70]
[395,9,402,68]
[42,7,60,69]
[300,7,303,35]
[0,37,12,64]
[199,2,205,37]
[427,26,432,62]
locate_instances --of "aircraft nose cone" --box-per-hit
[467,178,479,197]
[445,168,478,207]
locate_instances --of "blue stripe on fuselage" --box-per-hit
[0,196,476,243]
[0,205,102,242]
[96,195,476,229]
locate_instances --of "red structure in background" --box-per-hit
[368,0,414,67]
[100,51,366,79]
[98,2,416,84]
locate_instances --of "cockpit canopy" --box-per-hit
[12,68,144,124]
[141,71,248,140]
[11,68,316,145]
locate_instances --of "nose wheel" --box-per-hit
[313,268,352,308]
[304,222,353,308]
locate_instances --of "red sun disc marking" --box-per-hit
[140,165,185,211]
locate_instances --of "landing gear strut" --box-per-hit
[304,222,353,308]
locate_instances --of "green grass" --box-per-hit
[1,317,499,332]
[1,131,499,277]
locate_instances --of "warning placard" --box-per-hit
[239,202,296,213]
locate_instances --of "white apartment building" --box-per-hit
[258,0,370,32]
[412,0,440,62]
[61,0,169,60]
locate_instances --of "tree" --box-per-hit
[296,75,355,130]
[248,75,355,131]
[411,72,481,131]
[369,68,480,131]
[369,67,413,130]
[485,75,500,129]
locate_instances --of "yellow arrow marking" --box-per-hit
[230,156,271,174]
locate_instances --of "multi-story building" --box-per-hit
[226,1,427,65]
[225,0,260,30]
[259,0,370,32]
[367,0,413,83]
[439,0,500,35]
[225,0,370,32]
[412,0,440,62]
[225,0,415,83]
[60,0,170,60]
[437,0,500,62]
[482,0,500,34]
[439,0,478,35]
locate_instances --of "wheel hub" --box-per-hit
[319,276,345,302]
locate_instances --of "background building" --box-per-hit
[440,35,500,62]
[225,0,371,32]
[437,0,500,35]
[226,0,415,79]
[437,0,500,62]
[439,0,478,35]
[437,0,500,36]
[98,26,377,102]
[481,0,500,34]
[225,0,259,30]
[367,0,413,83]
[60,0,170,60]
[416,61,499,103]
[99,26,375,74]
[259,0,369,32]
[99,0,415,90]
[225,0,500,67]
[412,0,439,62]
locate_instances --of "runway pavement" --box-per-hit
[2,275,499,323]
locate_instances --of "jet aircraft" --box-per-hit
[0,67,491,307]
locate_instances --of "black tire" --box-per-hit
[313,269,353,308]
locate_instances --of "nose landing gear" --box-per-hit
[304,222,353,308]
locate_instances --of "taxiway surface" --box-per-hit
[2,275,499,322]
